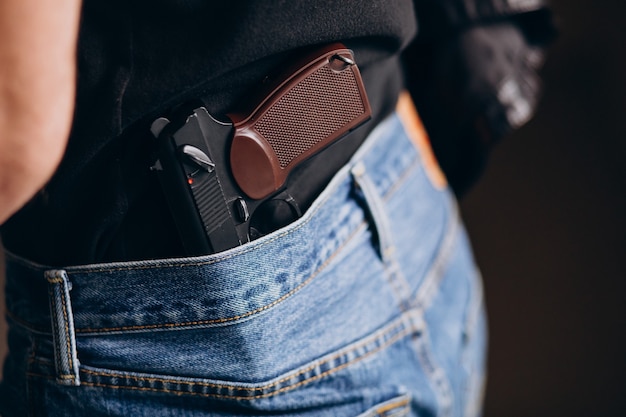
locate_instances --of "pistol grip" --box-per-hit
[229,44,371,200]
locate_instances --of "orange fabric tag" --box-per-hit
[396,91,447,190]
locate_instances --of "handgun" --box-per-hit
[151,43,371,256]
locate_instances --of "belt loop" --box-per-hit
[351,161,395,262]
[44,269,81,386]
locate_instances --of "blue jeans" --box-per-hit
[1,95,487,417]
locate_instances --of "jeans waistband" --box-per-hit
[4,93,441,337]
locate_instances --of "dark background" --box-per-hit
[460,0,626,415]
[1,1,625,415]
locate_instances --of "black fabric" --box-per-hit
[1,0,417,265]
[407,0,555,195]
[405,19,553,195]
[0,0,554,265]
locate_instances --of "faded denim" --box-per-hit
[1,105,487,416]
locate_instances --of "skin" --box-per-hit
[0,0,82,224]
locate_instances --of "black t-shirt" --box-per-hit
[1,0,418,265]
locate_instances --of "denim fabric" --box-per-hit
[0,106,487,417]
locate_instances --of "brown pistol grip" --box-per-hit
[228,44,371,200]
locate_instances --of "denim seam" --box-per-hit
[411,201,460,311]
[54,154,422,336]
[3,119,416,276]
[381,156,419,201]
[77,326,412,399]
[350,142,420,310]
[412,326,454,417]
[381,260,413,314]
[377,158,426,312]
[25,320,413,399]
[351,162,395,262]
[79,311,415,391]
[45,280,64,380]
[402,201,462,417]
[65,114,398,273]
[68,310,422,399]
[376,116,451,307]
[72,154,423,335]
[358,394,411,417]
[7,151,420,335]
[72,148,416,275]
[45,270,80,386]
[377,171,414,311]
[376,396,411,417]
[349,148,421,312]
[403,202,459,416]
[61,171,352,275]
[2,166,345,275]
[74,223,368,334]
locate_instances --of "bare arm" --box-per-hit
[0,0,82,224]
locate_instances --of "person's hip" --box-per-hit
[1,94,486,416]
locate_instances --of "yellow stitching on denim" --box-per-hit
[75,223,366,334]
[375,397,411,416]
[73,156,420,335]
[79,324,414,400]
[80,313,413,392]
[45,270,65,283]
